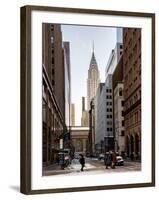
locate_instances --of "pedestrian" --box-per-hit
[79,154,85,171]
[111,150,117,169]
[104,151,112,169]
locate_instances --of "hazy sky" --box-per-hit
[61,25,117,126]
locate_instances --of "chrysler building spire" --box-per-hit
[87,43,100,110]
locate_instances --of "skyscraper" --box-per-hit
[70,103,75,126]
[82,96,85,111]
[87,45,100,110]
[81,97,89,127]
[42,23,66,166]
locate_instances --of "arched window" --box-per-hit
[119,88,122,96]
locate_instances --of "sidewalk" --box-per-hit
[42,162,80,176]
[124,158,141,163]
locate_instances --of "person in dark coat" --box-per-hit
[104,151,112,169]
[79,154,85,171]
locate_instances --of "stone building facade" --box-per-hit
[71,127,89,155]
[123,28,141,160]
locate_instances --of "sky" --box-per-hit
[61,25,117,126]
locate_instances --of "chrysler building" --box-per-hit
[87,45,100,110]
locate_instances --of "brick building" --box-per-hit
[123,28,141,160]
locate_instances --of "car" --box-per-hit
[116,156,124,166]
[98,153,104,160]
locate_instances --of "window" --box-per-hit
[121,111,124,116]
[110,128,112,131]
[119,88,122,96]
[52,57,54,64]
[110,115,112,118]
[51,36,54,44]
[52,79,55,86]
[52,68,54,75]
[121,131,125,136]
[51,25,54,31]
[107,128,109,131]
[122,120,124,126]
[121,101,124,106]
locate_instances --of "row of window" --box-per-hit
[107,127,113,132]
[124,90,141,110]
[124,55,141,73]
[106,108,112,112]
[106,102,112,106]
[106,89,112,93]
[125,109,141,127]
[106,95,112,99]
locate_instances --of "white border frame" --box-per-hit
[31,10,152,190]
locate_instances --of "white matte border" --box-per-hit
[31,10,152,190]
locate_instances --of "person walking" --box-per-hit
[111,150,117,169]
[79,154,85,171]
[104,151,112,169]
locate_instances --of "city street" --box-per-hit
[43,157,141,176]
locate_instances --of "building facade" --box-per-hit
[95,83,105,153]
[123,28,141,160]
[71,127,89,156]
[112,56,125,155]
[42,23,71,166]
[89,99,96,156]
[104,75,114,151]
[94,81,114,154]
[63,41,71,149]
[70,103,75,126]
[81,97,89,126]
[87,49,100,110]
[105,42,123,78]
